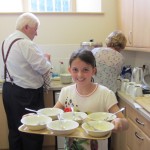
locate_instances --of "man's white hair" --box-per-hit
[16,12,40,30]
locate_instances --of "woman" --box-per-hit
[92,30,127,93]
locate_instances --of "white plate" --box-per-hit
[37,108,63,120]
[82,121,114,137]
[21,114,52,130]
[47,120,79,135]
[88,112,116,122]
[61,112,87,124]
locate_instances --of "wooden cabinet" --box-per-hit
[0,93,9,149]
[117,0,133,47]
[126,105,150,150]
[126,104,150,138]
[118,0,150,49]
[126,119,150,150]
[111,99,127,150]
[43,91,56,149]
[111,95,150,150]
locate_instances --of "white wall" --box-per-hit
[0,0,118,45]
[39,45,150,74]
[0,0,119,74]
[0,0,150,75]
[121,50,150,73]
[39,44,80,73]
[134,52,150,67]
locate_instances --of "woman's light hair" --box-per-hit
[15,12,40,30]
[105,30,127,51]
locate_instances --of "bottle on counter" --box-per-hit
[59,61,65,74]
[81,39,94,51]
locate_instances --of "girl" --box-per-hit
[54,49,128,150]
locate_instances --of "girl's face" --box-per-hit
[68,58,96,86]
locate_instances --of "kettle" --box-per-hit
[142,64,150,88]
[131,67,143,84]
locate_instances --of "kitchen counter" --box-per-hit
[0,80,73,93]
[117,91,150,121]
[49,80,74,90]
[1,81,149,121]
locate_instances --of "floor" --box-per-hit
[0,146,56,150]
[43,146,56,150]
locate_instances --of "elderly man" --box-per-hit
[0,13,52,150]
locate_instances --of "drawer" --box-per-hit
[127,119,150,150]
[126,105,150,138]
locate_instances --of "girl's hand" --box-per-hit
[112,118,124,132]
[112,118,129,132]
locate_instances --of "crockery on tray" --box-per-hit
[88,112,116,122]
[37,108,64,120]
[47,120,79,135]
[21,114,52,131]
[82,121,114,138]
[61,112,87,124]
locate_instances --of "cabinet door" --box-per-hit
[110,97,127,150]
[43,91,55,148]
[117,0,133,46]
[127,119,150,150]
[126,104,150,138]
[133,0,150,48]
[0,93,9,149]
[118,0,150,48]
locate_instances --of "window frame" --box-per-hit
[0,0,103,14]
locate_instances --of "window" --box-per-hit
[29,0,71,12]
[0,0,101,13]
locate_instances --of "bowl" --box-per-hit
[47,120,79,135]
[82,121,114,137]
[88,112,116,122]
[61,112,87,124]
[37,108,64,120]
[21,114,52,130]
[60,73,72,84]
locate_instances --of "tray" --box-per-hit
[18,124,111,140]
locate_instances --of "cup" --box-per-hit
[125,82,136,96]
[133,84,143,97]
[121,79,129,92]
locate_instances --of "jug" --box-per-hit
[131,67,143,84]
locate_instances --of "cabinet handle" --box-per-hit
[128,31,132,45]
[135,132,144,141]
[135,118,144,126]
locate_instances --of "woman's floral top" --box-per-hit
[92,47,124,93]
